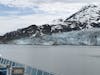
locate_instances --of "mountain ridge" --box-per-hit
[1,4,100,45]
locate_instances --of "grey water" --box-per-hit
[0,45,100,75]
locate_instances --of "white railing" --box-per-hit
[0,57,54,75]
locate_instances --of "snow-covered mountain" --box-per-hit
[1,4,100,45]
[65,4,100,29]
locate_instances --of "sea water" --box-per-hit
[0,45,100,75]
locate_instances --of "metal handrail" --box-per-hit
[0,57,55,75]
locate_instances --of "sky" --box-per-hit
[0,0,99,35]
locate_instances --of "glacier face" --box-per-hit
[7,28,100,46]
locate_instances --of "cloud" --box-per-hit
[0,0,98,15]
[0,1,87,16]
[0,0,99,6]
[0,6,33,16]
[37,2,86,15]
[0,0,35,8]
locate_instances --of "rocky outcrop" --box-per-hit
[1,25,38,42]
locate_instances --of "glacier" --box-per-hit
[7,28,100,46]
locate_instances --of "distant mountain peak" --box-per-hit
[66,4,99,20]
[64,4,100,29]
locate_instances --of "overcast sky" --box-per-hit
[0,0,99,34]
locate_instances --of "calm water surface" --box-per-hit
[0,45,100,75]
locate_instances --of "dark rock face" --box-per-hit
[40,24,52,35]
[91,23,100,28]
[2,25,39,42]
[61,25,71,32]
[51,24,72,33]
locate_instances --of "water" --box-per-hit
[0,45,100,75]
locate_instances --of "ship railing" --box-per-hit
[0,57,55,75]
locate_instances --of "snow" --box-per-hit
[51,24,62,31]
[67,4,100,29]
[7,28,100,46]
